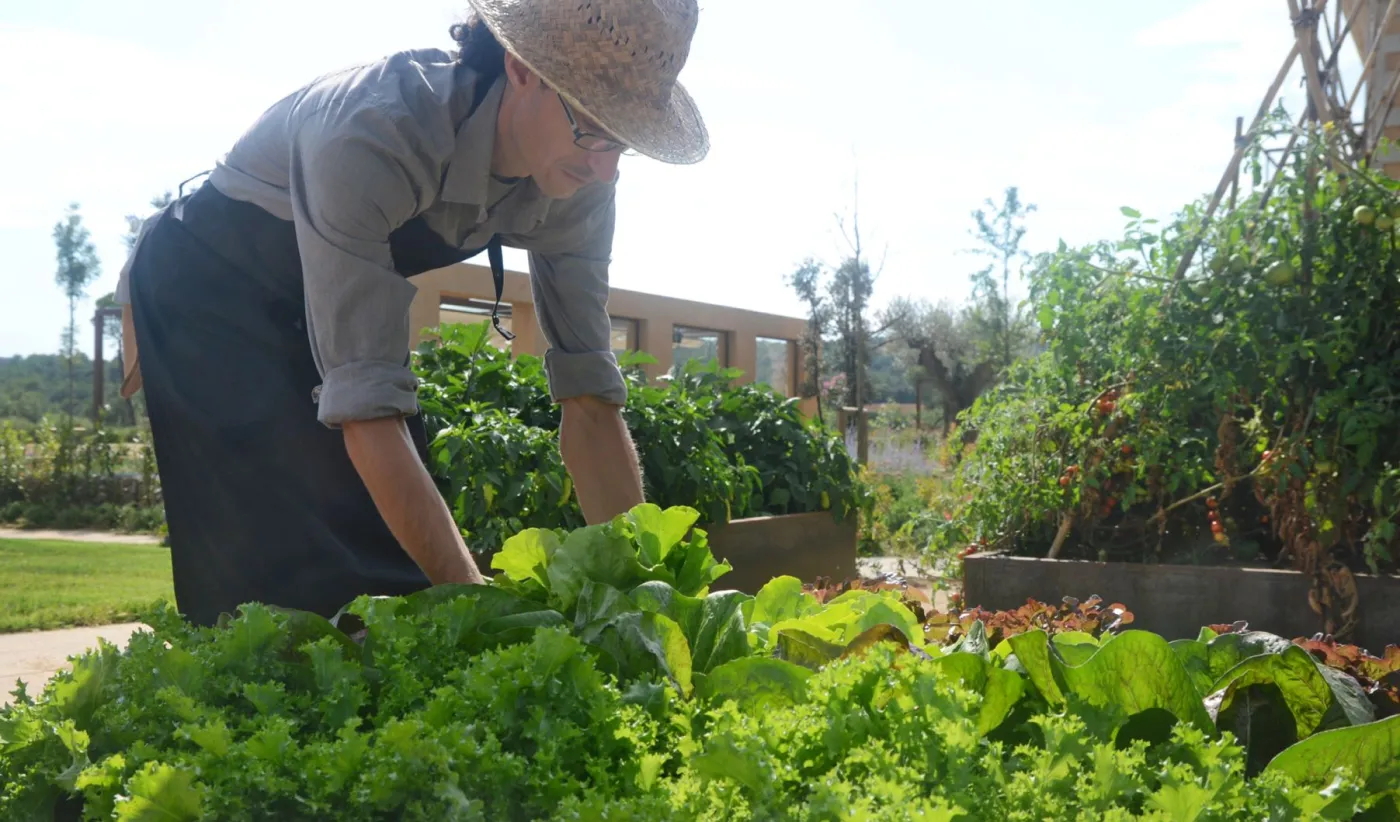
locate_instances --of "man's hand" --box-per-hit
[342,415,485,585]
[559,395,645,523]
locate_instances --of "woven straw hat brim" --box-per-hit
[467,0,709,165]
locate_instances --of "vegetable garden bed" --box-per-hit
[4,504,1399,820]
[704,510,857,594]
[963,551,1400,654]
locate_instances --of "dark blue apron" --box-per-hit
[126,93,509,627]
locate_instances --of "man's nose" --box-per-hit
[585,149,622,181]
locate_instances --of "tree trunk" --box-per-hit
[67,298,76,421]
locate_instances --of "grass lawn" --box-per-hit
[0,538,174,633]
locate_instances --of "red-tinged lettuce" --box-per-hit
[1292,637,1400,715]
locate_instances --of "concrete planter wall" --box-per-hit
[704,511,858,594]
[963,553,1400,653]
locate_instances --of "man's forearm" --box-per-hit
[342,415,484,585]
[559,396,645,524]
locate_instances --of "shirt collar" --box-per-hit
[441,72,507,207]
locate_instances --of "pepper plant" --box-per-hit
[413,322,859,557]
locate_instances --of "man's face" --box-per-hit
[504,57,624,199]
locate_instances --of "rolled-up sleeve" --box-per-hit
[524,181,628,406]
[287,89,445,427]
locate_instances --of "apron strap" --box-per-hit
[487,235,514,342]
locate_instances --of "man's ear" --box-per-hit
[503,52,538,91]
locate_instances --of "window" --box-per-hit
[671,325,727,374]
[439,297,512,350]
[755,337,795,395]
[610,316,639,357]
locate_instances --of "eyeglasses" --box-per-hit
[557,94,635,156]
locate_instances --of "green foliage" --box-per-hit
[413,321,558,434]
[966,185,1040,372]
[0,419,163,534]
[667,363,860,520]
[412,321,859,556]
[430,408,584,555]
[2,505,1397,818]
[855,467,950,555]
[937,121,1400,575]
[0,354,131,426]
[621,365,764,528]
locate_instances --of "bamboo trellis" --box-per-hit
[1162,0,1399,299]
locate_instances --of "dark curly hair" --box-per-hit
[450,14,506,79]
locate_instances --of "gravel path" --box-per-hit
[0,527,162,545]
[0,622,147,707]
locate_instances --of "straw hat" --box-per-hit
[465,0,709,164]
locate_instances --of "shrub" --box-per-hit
[0,419,163,533]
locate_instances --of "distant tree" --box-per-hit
[827,253,874,411]
[0,353,119,426]
[884,296,998,439]
[967,186,1038,372]
[53,203,102,420]
[788,238,895,419]
[787,258,829,422]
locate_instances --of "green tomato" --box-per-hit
[1354,205,1377,225]
[1264,261,1296,287]
[1378,215,1396,231]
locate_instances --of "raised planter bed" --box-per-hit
[963,552,1400,653]
[704,511,857,594]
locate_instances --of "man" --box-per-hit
[114,0,708,626]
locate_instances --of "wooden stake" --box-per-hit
[1365,47,1400,157]
[1256,110,1309,215]
[1322,7,1356,110]
[1290,0,1334,123]
[1164,42,1301,295]
[1047,513,1076,559]
[1345,0,1398,113]
[1230,116,1244,209]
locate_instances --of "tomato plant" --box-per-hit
[936,118,1400,583]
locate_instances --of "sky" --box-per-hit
[0,0,1364,357]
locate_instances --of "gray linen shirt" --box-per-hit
[116,48,627,426]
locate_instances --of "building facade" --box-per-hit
[407,261,813,410]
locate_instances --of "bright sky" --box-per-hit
[0,0,1362,356]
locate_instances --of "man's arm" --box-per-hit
[343,416,484,585]
[559,395,644,524]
